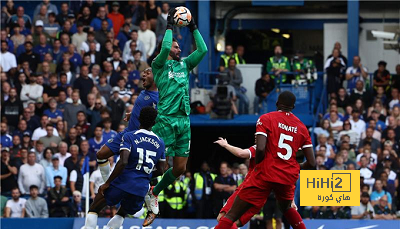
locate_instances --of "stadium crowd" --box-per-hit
[1,0,400,226]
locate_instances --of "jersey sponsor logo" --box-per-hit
[144,95,150,100]
[107,138,113,143]
[256,118,262,126]
[168,71,185,79]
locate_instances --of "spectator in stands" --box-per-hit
[79,140,96,170]
[70,190,85,217]
[323,206,350,219]
[56,2,72,27]
[266,45,291,83]
[88,126,105,155]
[71,22,87,52]
[102,118,117,140]
[53,142,70,167]
[116,78,132,103]
[373,195,396,219]
[90,6,113,32]
[303,206,324,219]
[387,88,399,109]
[116,23,131,51]
[138,20,156,59]
[18,152,45,195]
[155,2,181,43]
[4,187,25,218]
[359,128,381,154]
[327,42,348,65]
[33,5,48,25]
[371,179,393,207]
[23,107,40,132]
[346,56,368,92]
[391,64,400,89]
[64,144,80,176]
[33,0,58,18]
[224,58,249,114]
[43,98,63,125]
[20,73,43,107]
[10,25,25,53]
[206,74,238,116]
[213,162,236,215]
[43,13,59,39]
[39,124,61,149]
[2,88,23,128]
[331,154,347,170]
[45,155,67,190]
[361,120,382,141]
[351,192,374,219]
[108,2,125,36]
[25,184,49,218]
[337,88,349,110]
[234,45,246,65]
[219,44,234,72]
[123,30,146,62]
[0,40,17,73]
[349,109,366,137]
[48,175,70,217]
[7,6,32,31]
[31,140,44,162]
[94,20,110,47]
[69,157,87,198]
[359,156,376,188]
[77,6,93,32]
[191,162,215,219]
[111,50,126,72]
[1,123,13,147]
[329,111,343,140]
[108,86,125,130]
[326,55,345,96]
[64,91,87,129]
[373,61,391,93]
[254,72,275,114]
[1,147,18,193]
[131,50,149,73]
[31,114,58,143]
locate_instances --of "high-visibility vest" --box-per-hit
[193,172,217,200]
[165,181,186,210]
[156,176,165,202]
[269,56,289,82]
[221,54,233,68]
[234,53,246,64]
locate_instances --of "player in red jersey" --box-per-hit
[215,91,316,229]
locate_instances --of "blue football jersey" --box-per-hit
[112,129,165,197]
[126,90,158,133]
[103,129,118,141]
[88,137,106,154]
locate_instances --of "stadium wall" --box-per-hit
[2,218,400,229]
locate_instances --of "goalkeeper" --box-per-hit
[143,8,208,226]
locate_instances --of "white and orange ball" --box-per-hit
[174,6,192,27]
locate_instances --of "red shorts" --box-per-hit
[238,173,295,210]
[220,187,262,225]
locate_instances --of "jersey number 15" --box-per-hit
[136,148,156,174]
[278,133,293,160]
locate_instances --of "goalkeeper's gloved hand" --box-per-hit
[167,8,177,31]
[188,15,197,33]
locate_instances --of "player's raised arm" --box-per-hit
[184,17,208,71]
[255,134,267,164]
[300,147,316,170]
[152,9,176,69]
[214,137,251,159]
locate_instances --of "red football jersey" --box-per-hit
[255,111,312,185]
[247,145,256,173]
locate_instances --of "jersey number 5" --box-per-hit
[278,133,293,160]
[136,148,156,174]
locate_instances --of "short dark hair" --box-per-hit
[139,106,158,129]
[29,185,39,191]
[46,124,54,128]
[54,175,62,181]
[277,91,296,110]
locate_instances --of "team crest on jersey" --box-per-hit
[107,138,113,143]
[256,119,262,126]
[144,95,150,100]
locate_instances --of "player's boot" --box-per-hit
[143,186,159,226]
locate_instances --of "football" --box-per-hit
[174,6,192,27]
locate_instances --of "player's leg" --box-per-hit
[274,183,306,229]
[85,192,108,229]
[105,207,126,229]
[97,133,123,182]
[216,195,253,229]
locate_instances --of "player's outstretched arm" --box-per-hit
[98,149,131,195]
[300,147,316,170]
[152,9,175,70]
[184,16,208,71]
[255,134,267,164]
[214,137,251,159]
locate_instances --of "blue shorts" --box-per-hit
[104,185,144,215]
[104,131,124,155]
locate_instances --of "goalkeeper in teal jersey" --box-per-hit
[143,8,207,226]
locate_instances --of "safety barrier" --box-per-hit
[2,218,400,229]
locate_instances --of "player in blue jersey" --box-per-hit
[88,126,106,154]
[96,68,159,182]
[84,107,166,229]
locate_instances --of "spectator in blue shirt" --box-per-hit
[116,23,131,51]
[67,44,82,70]
[43,98,63,126]
[88,126,106,155]
[33,34,52,62]
[1,122,13,148]
[90,6,113,32]
[45,155,68,189]
[102,118,117,141]
[370,179,393,208]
